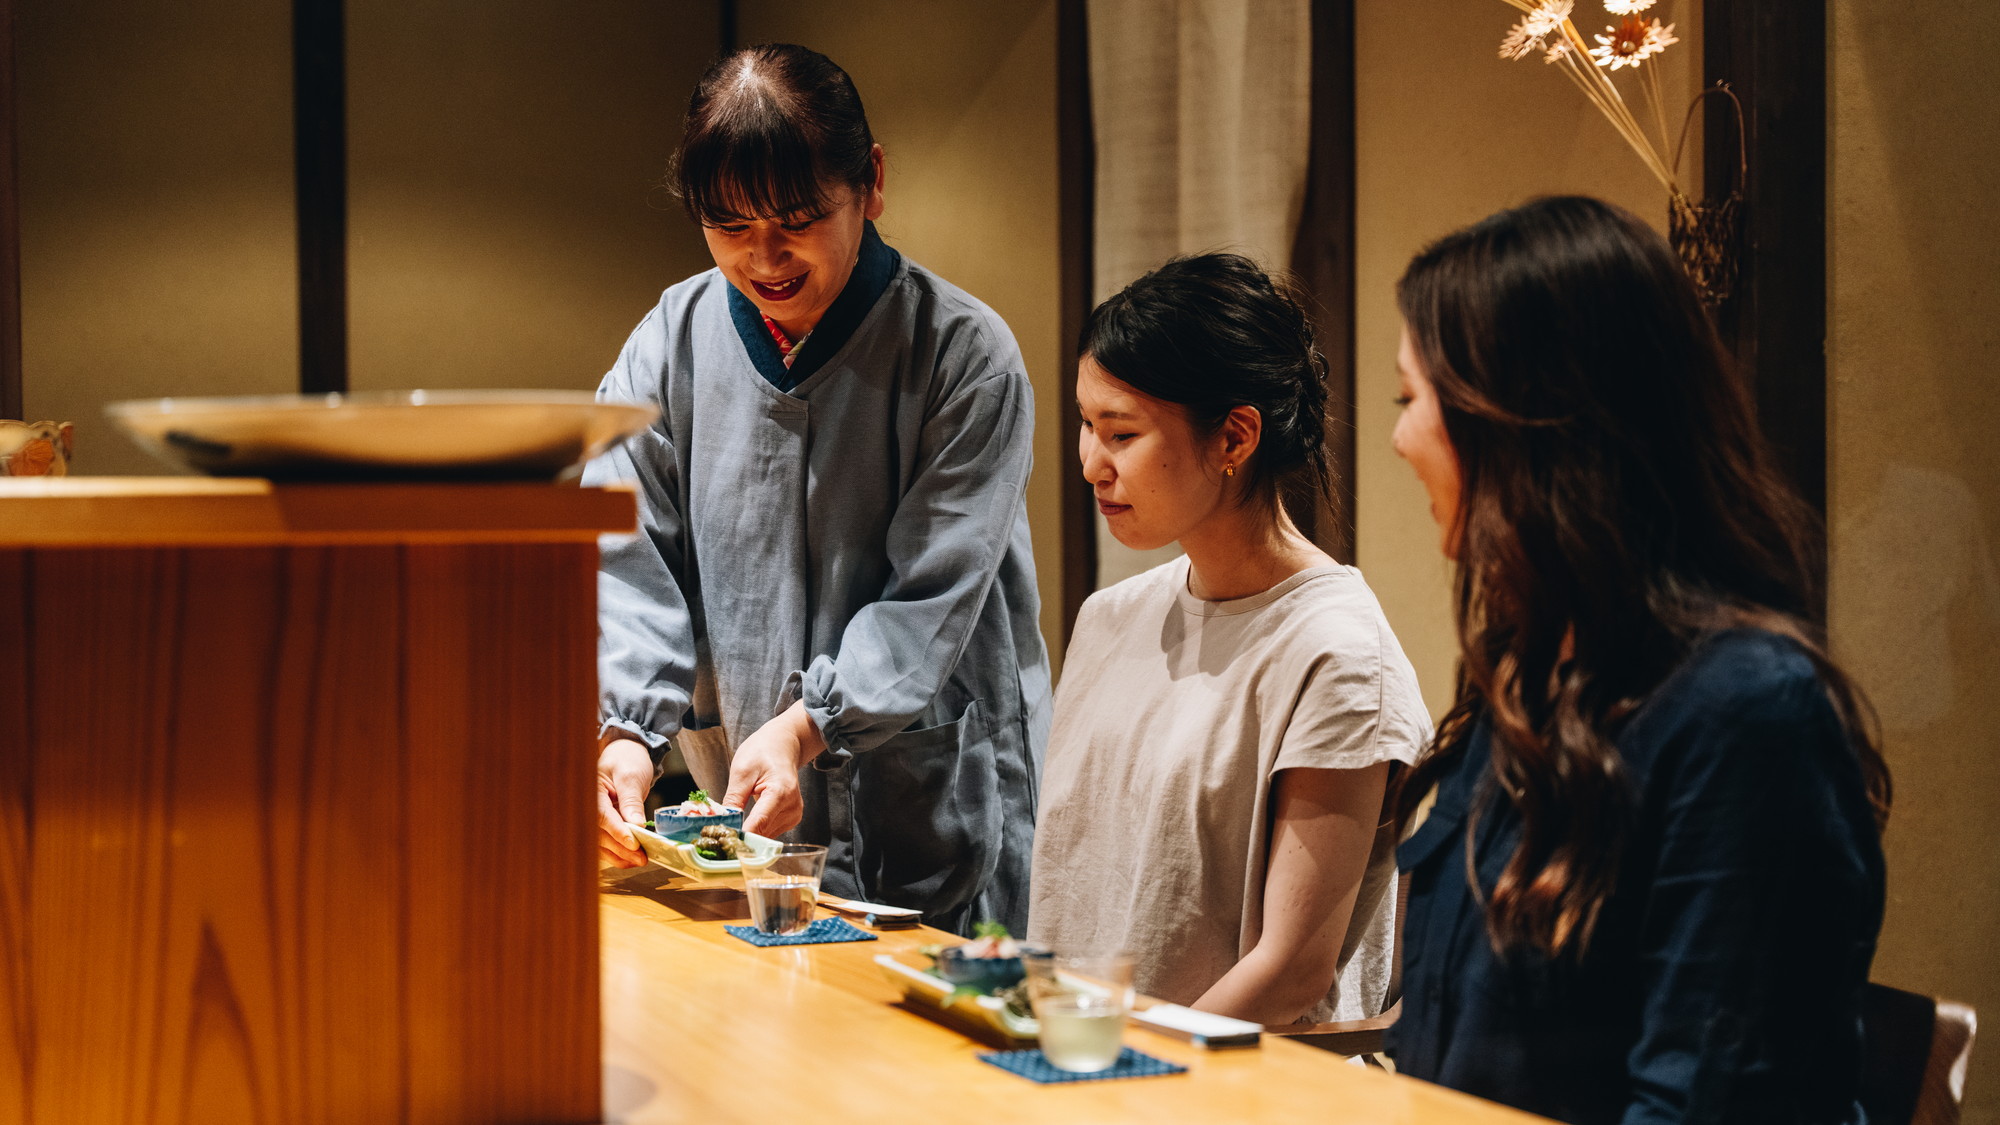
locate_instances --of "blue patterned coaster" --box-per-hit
[723,917,879,947]
[976,1047,1188,1084]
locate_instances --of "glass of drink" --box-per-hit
[741,843,827,936]
[1022,950,1134,1072]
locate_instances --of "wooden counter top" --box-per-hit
[599,869,1553,1124]
[0,476,636,546]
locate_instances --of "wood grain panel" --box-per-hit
[402,544,600,1124]
[4,539,601,1123]
[0,550,30,1123]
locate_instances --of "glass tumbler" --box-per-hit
[741,843,827,936]
[1023,949,1135,1072]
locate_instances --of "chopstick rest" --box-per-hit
[976,1047,1188,1084]
[723,917,879,947]
[819,895,924,929]
[1130,1004,1262,1049]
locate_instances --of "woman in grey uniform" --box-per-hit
[586,43,1050,936]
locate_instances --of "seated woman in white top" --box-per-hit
[1029,254,1430,1026]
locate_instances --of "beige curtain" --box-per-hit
[1088,0,1313,589]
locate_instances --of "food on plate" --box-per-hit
[986,979,1032,1021]
[928,922,1036,1005]
[669,790,731,818]
[694,824,749,861]
[954,921,1023,961]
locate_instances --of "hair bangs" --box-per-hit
[675,115,839,227]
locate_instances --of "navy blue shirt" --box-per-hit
[1388,630,1885,1125]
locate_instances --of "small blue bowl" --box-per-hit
[651,804,744,844]
[935,944,1033,992]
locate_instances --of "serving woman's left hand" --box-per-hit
[724,701,827,838]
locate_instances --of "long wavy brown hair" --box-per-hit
[1390,196,1891,958]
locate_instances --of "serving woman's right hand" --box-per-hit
[596,738,655,868]
[724,701,825,839]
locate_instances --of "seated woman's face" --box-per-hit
[1392,326,1464,558]
[1077,356,1229,552]
[701,180,881,330]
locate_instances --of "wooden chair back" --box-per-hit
[1860,982,1978,1125]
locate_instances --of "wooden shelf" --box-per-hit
[0,477,636,546]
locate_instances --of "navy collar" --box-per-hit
[727,220,901,393]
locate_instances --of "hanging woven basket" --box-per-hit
[1668,83,1746,308]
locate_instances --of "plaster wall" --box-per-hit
[344,3,717,398]
[1354,0,1704,716]
[15,0,296,475]
[1829,4,2000,1121]
[14,2,718,475]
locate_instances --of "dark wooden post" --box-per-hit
[294,0,347,396]
[1291,0,1358,563]
[1058,0,1095,643]
[1,0,22,421]
[1704,2,1827,524]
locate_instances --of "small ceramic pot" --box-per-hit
[651,804,744,844]
[0,420,74,477]
[935,944,1035,992]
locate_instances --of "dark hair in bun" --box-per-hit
[1079,252,1333,521]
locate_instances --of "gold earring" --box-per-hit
[1223,464,1236,477]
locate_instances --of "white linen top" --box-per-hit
[1029,557,1429,1022]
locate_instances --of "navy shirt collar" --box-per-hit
[727,220,901,393]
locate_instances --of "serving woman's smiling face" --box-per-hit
[1391,325,1465,558]
[702,150,886,337]
[1077,356,1230,552]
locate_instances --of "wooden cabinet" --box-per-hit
[0,479,632,1125]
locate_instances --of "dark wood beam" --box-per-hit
[1290,0,1357,563]
[1704,1,1826,529]
[1,0,21,421]
[294,0,347,396]
[1057,0,1095,644]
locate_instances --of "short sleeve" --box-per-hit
[1274,604,1431,773]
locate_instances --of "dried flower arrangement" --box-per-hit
[1496,0,1742,304]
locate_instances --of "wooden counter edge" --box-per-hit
[596,885,1565,1125]
[0,478,637,546]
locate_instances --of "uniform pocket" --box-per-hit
[671,723,732,799]
[850,702,994,911]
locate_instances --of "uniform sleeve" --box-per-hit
[794,363,1033,763]
[580,307,696,759]
[1273,611,1431,773]
[1618,665,1882,1125]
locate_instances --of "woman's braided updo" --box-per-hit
[1080,252,1333,520]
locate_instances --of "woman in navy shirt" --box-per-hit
[1384,196,1891,1125]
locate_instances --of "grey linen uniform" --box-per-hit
[584,226,1051,936]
